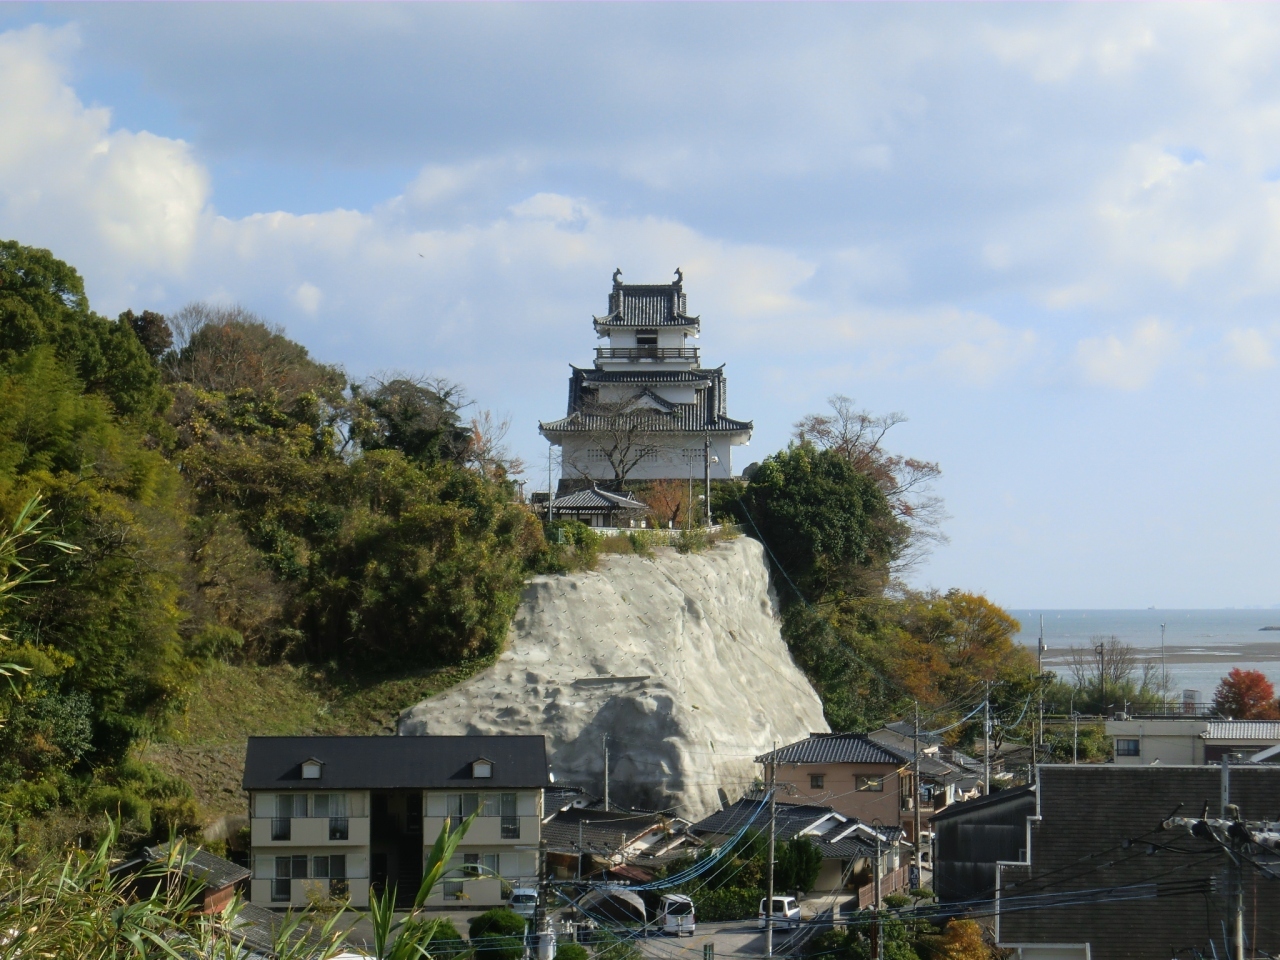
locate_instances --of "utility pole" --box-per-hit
[703,433,712,526]
[1038,615,1046,763]
[983,681,991,795]
[766,745,777,959]
[576,820,583,880]
[1095,642,1107,718]
[1072,712,1079,765]
[547,444,555,527]
[1160,622,1168,706]
[912,701,922,868]
[1223,756,1244,960]
[602,735,609,811]
[873,828,883,960]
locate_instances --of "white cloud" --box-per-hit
[291,282,323,315]
[0,25,207,276]
[1223,327,1275,370]
[1076,318,1181,389]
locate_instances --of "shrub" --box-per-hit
[675,527,707,554]
[598,534,634,555]
[691,886,761,921]
[556,944,590,960]
[627,530,657,557]
[469,907,527,960]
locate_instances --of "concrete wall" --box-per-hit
[1106,720,1205,765]
[560,435,741,482]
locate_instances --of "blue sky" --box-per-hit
[2,4,1280,608]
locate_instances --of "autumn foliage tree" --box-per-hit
[1212,668,1280,720]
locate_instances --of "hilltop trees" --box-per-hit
[731,397,1034,732]
[0,239,547,841]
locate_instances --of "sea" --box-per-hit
[1008,609,1280,703]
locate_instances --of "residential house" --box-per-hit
[1105,717,1280,765]
[243,735,549,909]
[542,806,698,880]
[113,840,251,915]
[867,724,984,836]
[931,764,1280,960]
[690,797,907,907]
[546,487,651,528]
[757,733,915,841]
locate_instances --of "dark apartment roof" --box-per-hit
[242,735,550,791]
[928,783,1036,824]
[756,733,904,766]
[551,487,650,513]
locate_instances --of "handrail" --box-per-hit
[595,347,699,361]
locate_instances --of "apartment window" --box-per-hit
[312,854,347,880]
[446,793,480,819]
[464,852,499,877]
[272,794,305,840]
[809,774,825,790]
[443,880,465,898]
[501,793,520,838]
[1116,738,1141,757]
[313,794,347,818]
[273,855,307,902]
[856,776,885,792]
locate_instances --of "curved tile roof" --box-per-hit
[755,733,904,766]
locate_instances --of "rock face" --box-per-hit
[398,537,829,820]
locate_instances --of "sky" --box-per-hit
[1,3,1279,609]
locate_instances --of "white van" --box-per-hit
[508,888,538,919]
[757,896,801,930]
[659,894,696,936]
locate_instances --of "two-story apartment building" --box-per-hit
[1105,717,1280,765]
[243,735,549,909]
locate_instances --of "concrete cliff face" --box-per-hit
[398,537,829,820]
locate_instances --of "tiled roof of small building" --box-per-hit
[143,842,250,891]
[1202,721,1280,740]
[756,733,904,766]
[551,487,649,512]
[542,808,669,854]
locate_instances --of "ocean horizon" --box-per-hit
[1009,608,1280,699]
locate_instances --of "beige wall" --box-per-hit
[1106,720,1205,766]
[250,816,370,847]
[767,761,905,827]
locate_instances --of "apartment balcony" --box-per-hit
[251,816,370,846]
[421,815,539,845]
[595,347,699,363]
[251,876,370,909]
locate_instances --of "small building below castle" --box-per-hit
[539,270,752,491]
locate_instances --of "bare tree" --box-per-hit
[1068,635,1173,713]
[560,396,668,489]
[466,410,525,480]
[794,395,947,569]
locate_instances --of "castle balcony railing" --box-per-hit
[595,347,699,362]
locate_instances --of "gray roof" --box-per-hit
[1202,721,1280,740]
[756,734,904,766]
[593,277,699,329]
[552,487,649,513]
[691,798,840,842]
[577,368,712,385]
[928,783,1036,824]
[541,409,752,435]
[143,842,250,891]
[543,808,669,854]
[242,735,550,791]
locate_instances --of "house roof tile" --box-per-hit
[755,734,904,766]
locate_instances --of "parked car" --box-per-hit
[508,888,539,919]
[757,896,801,930]
[659,894,696,936]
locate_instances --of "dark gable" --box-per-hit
[242,736,550,791]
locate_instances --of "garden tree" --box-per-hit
[467,409,525,481]
[737,444,907,603]
[1213,668,1280,720]
[641,478,689,527]
[775,835,823,893]
[0,241,165,417]
[794,395,944,570]
[468,908,527,960]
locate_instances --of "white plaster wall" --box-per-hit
[398,537,828,820]
[560,436,743,482]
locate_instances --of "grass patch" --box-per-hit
[146,657,496,818]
